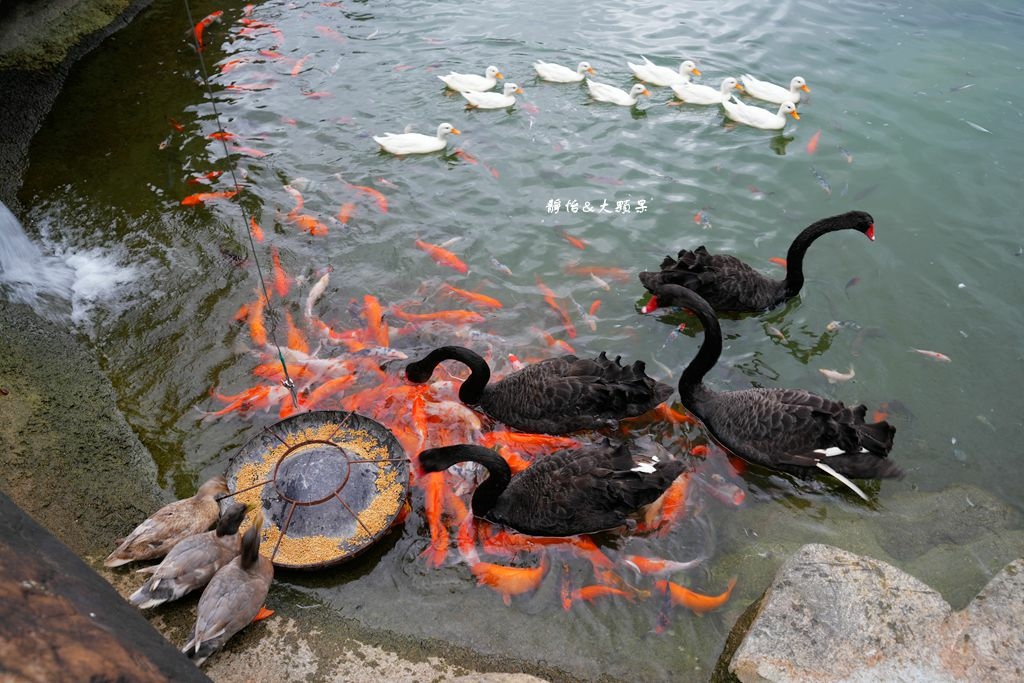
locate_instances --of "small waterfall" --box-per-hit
[0,200,138,324]
[0,200,76,315]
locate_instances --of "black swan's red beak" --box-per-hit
[865,224,876,241]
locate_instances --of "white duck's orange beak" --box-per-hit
[801,84,811,92]
[691,67,701,76]
[734,83,744,91]
[641,88,651,97]
[587,66,596,74]
[789,110,800,120]
[495,72,504,79]
[515,87,524,94]
[451,128,462,135]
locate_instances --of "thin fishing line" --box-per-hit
[182,0,299,410]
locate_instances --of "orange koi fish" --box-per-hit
[480,431,579,456]
[910,348,951,362]
[220,58,247,74]
[230,144,267,157]
[208,385,270,416]
[564,265,632,282]
[769,257,787,268]
[533,327,576,355]
[181,189,237,206]
[589,299,601,315]
[639,472,689,536]
[337,202,356,224]
[655,577,737,614]
[259,49,286,60]
[471,556,550,606]
[420,472,449,568]
[622,554,702,578]
[283,310,307,352]
[290,214,329,236]
[314,25,347,42]
[536,277,576,338]
[411,390,428,453]
[192,11,223,52]
[187,170,223,185]
[247,293,267,346]
[453,148,478,164]
[572,585,635,603]
[415,239,468,274]
[702,473,746,507]
[208,131,234,141]
[440,284,503,309]
[561,564,574,611]
[348,183,388,213]
[560,229,587,250]
[248,216,264,242]
[303,375,355,410]
[271,247,290,297]
[251,362,314,383]
[290,54,312,76]
[232,303,249,322]
[496,447,532,475]
[283,184,303,217]
[363,295,389,347]
[456,513,480,565]
[226,82,275,92]
[806,128,822,155]
[168,117,185,132]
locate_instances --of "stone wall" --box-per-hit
[0,0,154,209]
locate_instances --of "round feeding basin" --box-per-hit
[224,410,409,569]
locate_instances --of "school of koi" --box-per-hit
[184,3,744,628]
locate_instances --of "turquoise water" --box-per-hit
[14,0,1024,678]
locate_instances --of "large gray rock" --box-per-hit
[729,544,1024,682]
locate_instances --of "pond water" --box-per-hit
[13,0,1024,679]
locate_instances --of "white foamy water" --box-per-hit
[0,200,140,326]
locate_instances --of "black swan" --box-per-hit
[183,510,274,666]
[638,211,876,313]
[418,441,687,536]
[405,346,673,435]
[661,284,900,499]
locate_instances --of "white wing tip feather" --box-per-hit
[815,462,869,501]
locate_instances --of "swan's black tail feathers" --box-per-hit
[856,419,896,456]
[613,459,688,510]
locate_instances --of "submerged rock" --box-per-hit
[727,543,1024,682]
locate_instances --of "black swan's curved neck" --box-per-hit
[658,285,721,400]
[783,211,873,297]
[418,445,511,517]
[405,346,491,404]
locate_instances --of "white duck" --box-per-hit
[533,60,594,83]
[438,66,503,92]
[722,96,799,130]
[373,122,461,155]
[739,74,809,104]
[672,77,743,105]
[462,82,523,109]
[627,57,700,86]
[587,79,649,106]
